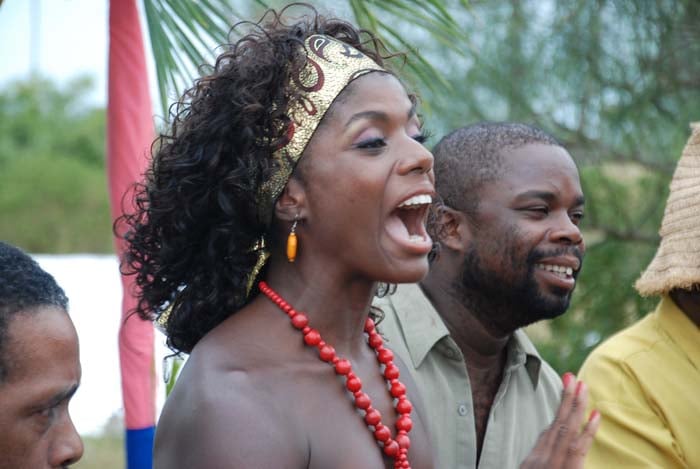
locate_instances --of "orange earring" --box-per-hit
[286,216,299,262]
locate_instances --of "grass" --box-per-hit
[74,433,125,469]
[74,413,126,469]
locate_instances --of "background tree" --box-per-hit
[411,0,700,372]
[0,76,112,253]
[0,0,697,374]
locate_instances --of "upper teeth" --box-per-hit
[536,263,573,276]
[398,194,432,208]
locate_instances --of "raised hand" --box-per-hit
[520,373,600,469]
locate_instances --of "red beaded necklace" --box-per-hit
[259,281,413,469]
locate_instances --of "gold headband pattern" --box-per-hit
[256,34,385,225]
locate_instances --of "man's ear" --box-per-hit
[434,205,471,252]
[274,177,307,222]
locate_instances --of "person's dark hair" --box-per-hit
[119,4,403,354]
[432,122,562,219]
[0,241,68,382]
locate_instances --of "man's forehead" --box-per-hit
[4,307,79,381]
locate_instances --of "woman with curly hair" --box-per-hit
[121,3,596,467]
[122,4,436,468]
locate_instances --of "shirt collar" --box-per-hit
[508,329,543,388]
[386,283,450,368]
[657,294,700,372]
[386,284,544,387]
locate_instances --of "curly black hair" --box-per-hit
[119,4,403,354]
[0,241,69,382]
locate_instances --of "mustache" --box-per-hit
[527,246,584,270]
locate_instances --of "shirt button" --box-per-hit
[457,404,469,416]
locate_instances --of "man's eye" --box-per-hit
[527,207,549,215]
[571,212,585,223]
[355,138,386,149]
[32,406,58,432]
[39,406,56,419]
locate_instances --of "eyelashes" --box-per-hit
[354,137,386,149]
[413,129,433,144]
[354,129,432,150]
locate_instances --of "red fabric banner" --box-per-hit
[107,0,156,431]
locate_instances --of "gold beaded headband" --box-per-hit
[158,35,387,328]
[256,34,386,226]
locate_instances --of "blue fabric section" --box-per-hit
[126,426,155,469]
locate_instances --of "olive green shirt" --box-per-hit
[376,283,563,469]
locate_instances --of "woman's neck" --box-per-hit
[262,256,377,354]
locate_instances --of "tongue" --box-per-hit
[386,213,411,242]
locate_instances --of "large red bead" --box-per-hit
[396,415,412,432]
[335,359,351,375]
[368,332,383,349]
[396,432,411,449]
[396,398,412,414]
[378,348,394,363]
[346,376,362,392]
[364,408,381,426]
[291,313,308,329]
[319,345,335,362]
[383,439,399,457]
[354,392,371,409]
[384,363,400,380]
[304,329,321,346]
[374,425,391,442]
[364,317,375,332]
[390,381,407,398]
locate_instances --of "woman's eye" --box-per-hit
[412,129,432,144]
[355,137,386,149]
[412,133,429,144]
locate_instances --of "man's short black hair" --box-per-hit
[0,241,68,382]
[432,122,562,216]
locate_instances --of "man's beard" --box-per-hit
[456,241,581,335]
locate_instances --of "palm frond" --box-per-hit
[143,0,269,118]
[349,0,469,95]
[142,0,467,118]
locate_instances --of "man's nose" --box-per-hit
[49,414,83,467]
[549,212,583,246]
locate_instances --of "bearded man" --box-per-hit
[377,122,597,468]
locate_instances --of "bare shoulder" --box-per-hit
[154,312,309,469]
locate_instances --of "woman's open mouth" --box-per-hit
[385,193,433,254]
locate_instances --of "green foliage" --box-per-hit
[0,76,113,253]
[141,0,465,118]
[405,0,700,373]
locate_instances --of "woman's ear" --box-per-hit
[434,205,472,252]
[274,177,307,222]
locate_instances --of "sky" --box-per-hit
[0,0,160,109]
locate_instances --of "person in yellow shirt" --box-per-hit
[578,123,700,468]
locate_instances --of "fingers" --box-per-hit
[550,374,586,467]
[568,409,601,464]
[520,373,601,469]
[541,372,578,451]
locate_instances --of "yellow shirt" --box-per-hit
[579,295,700,468]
